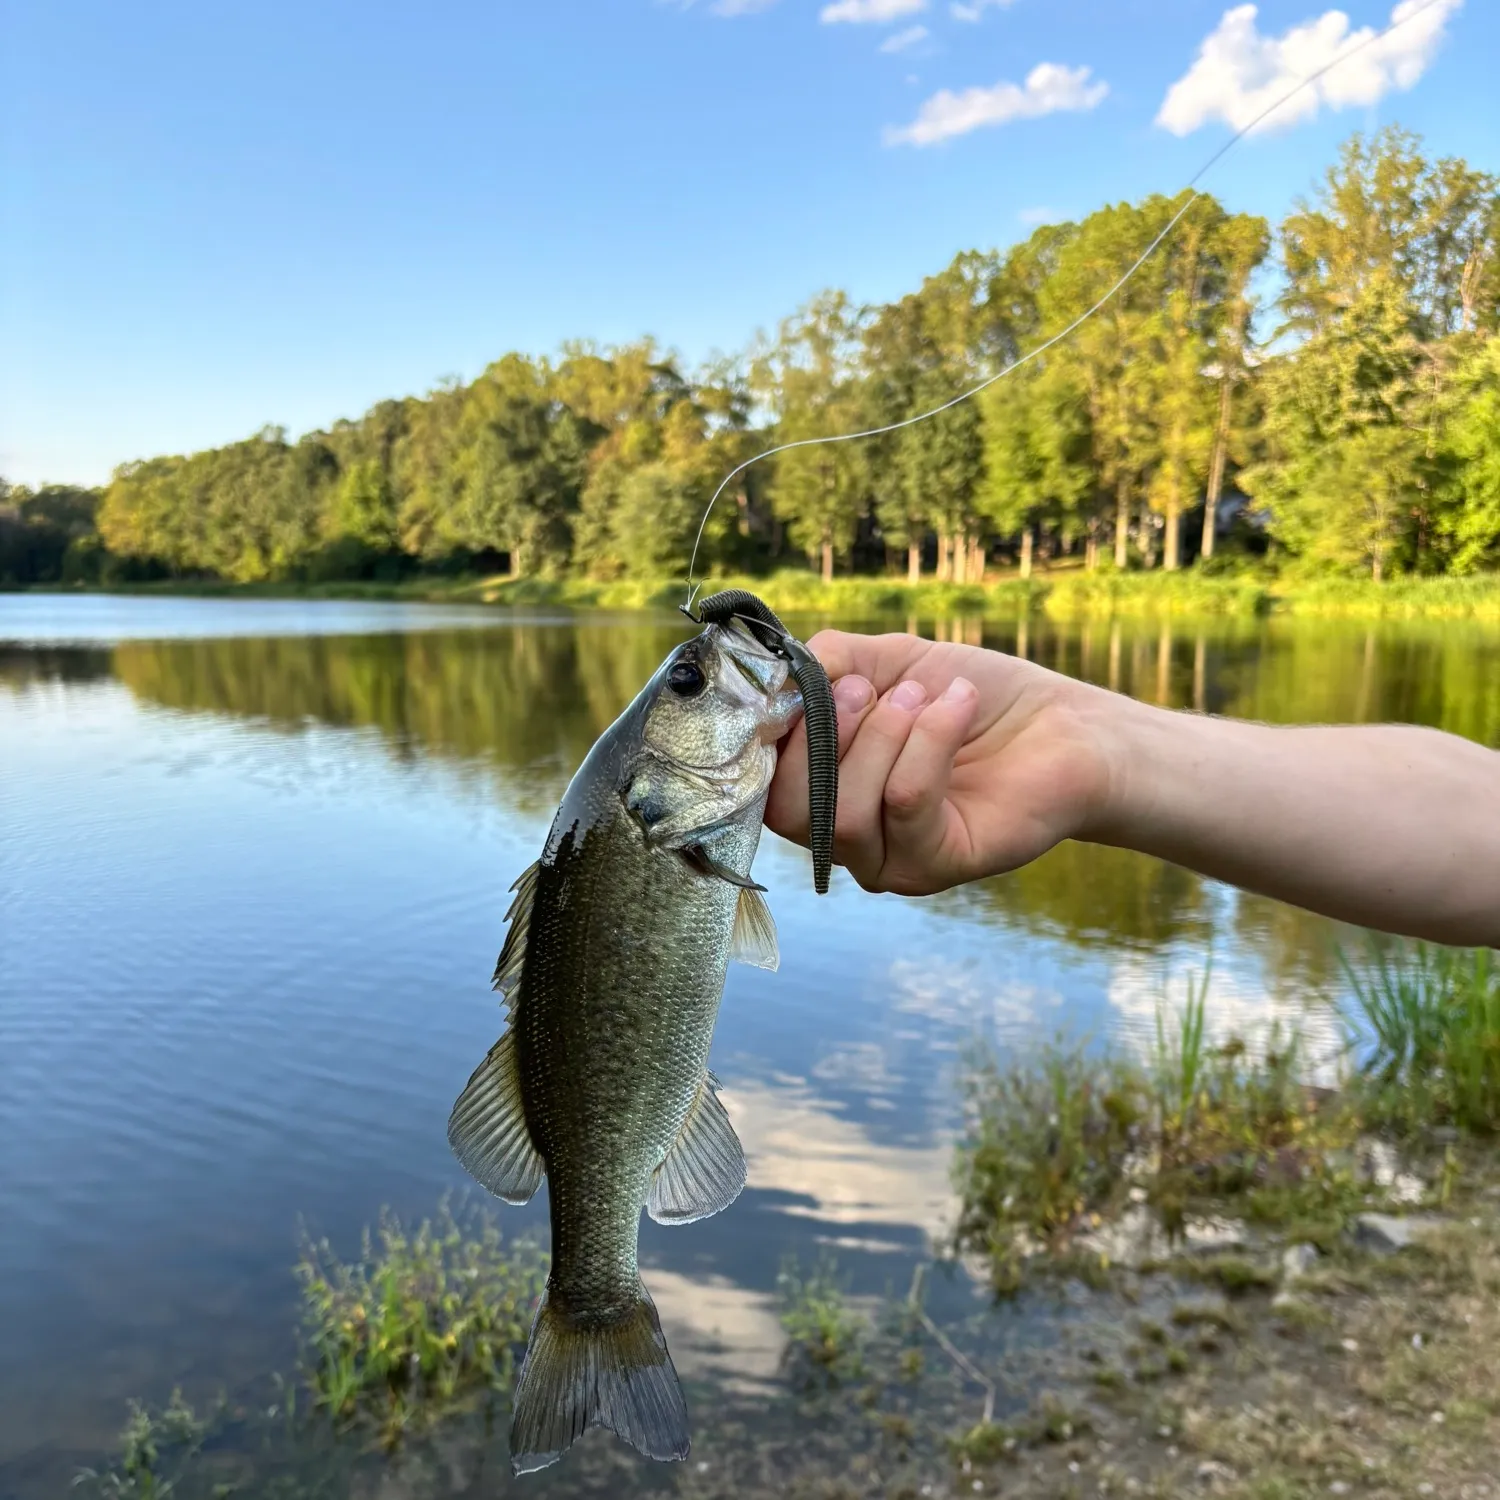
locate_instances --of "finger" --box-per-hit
[833,678,930,887]
[879,677,980,893]
[765,673,875,845]
[805,630,932,696]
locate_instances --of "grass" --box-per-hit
[951,1041,1146,1292]
[1342,939,1500,1136]
[293,1197,545,1448]
[952,981,1371,1292]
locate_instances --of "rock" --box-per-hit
[1271,1290,1304,1313]
[1353,1212,1447,1253]
[1281,1243,1320,1281]
[1356,1138,1426,1204]
[1196,1459,1235,1482]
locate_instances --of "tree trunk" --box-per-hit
[1202,377,1231,562]
[1114,485,1130,568]
[1164,506,1180,572]
[820,538,834,584]
[1372,551,1383,584]
[937,533,951,582]
[906,541,921,584]
[953,533,968,584]
[1019,526,1034,580]
[968,531,983,582]
[1140,503,1157,570]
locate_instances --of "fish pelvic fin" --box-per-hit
[508,1280,689,1475]
[447,1030,545,1205]
[647,1070,747,1225]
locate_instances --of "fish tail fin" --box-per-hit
[508,1279,689,1474]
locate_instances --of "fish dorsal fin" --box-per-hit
[729,885,778,971]
[492,861,540,1010]
[447,1031,545,1205]
[647,1071,747,1225]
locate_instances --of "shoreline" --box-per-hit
[13,568,1500,623]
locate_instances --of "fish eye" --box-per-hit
[668,660,706,698]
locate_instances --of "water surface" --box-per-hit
[4,594,1497,1494]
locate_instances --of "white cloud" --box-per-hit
[711,0,779,11]
[821,0,927,23]
[885,61,1108,146]
[1156,0,1463,136]
[1017,204,1058,225]
[951,0,1013,20]
[880,23,929,50]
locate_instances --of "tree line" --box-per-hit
[3,127,1497,591]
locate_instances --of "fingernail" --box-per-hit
[890,679,927,712]
[941,676,977,705]
[833,675,873,713]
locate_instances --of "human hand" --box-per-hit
[766,630,1122,896]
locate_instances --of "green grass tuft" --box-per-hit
[1342,940,1500,1136]
[294,1198,545,1448]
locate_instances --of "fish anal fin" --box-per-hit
[509,1280,688,1474]
[729,885,778,971]
[647,1072,747,1225]
[447,1031,545,1205]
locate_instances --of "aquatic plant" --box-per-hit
[294,1197,545,1448]
[1342,940,1500,1135]
[73,1390,220,1499]
[776,1253,867,1384]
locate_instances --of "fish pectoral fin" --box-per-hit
[491,861,539,1010]
[647,1071,747,1225]
[729,884,779,971]
[681,843,766,891]
[447,1030,545,1205]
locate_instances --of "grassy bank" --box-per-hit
[26,565,1500,621]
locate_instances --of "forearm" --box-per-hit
[1088,695,1500,948]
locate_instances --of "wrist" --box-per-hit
[1069,681,1180,851]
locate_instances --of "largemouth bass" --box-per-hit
[448,612,814,1473]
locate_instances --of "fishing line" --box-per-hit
[682,0,1457,604]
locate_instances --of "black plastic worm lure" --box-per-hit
[682,589,837,895]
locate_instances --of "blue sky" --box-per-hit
[3,0,1495,487]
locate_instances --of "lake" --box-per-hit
[4,594,1498,1497]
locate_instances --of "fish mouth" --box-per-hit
[710,622,799,737]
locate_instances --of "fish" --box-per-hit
[448,609,824,1474]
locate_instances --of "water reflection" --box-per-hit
[6,599,1500,1496]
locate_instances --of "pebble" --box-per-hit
[1158,1425,1174,1438]
[1167,1445,1180,1458]
[1418,1485,1435,1495]
[1340,1338,1360,1353]
[696,1461,711,1473]
[972,1482,984,1494]
[1412,1332,1425,1349]
[1282,1243,1320,1280]
[1069,1462,1081,1474]
[1430,1410,1445,1424]
[1330,1484,1349,1496]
